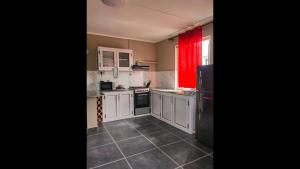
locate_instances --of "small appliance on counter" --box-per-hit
[99,81,113,91]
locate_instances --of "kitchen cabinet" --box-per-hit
[119,92,134,117]
[98,46,133,71]
[151,91,162,118]
[161,94,173,125]
[150,90,196,134]
[173,95,189,131]
[117,49,133,71]
[102,90,134,122]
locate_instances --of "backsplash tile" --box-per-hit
[87,70,175,97]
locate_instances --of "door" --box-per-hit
[103,94,118,121]
[98,47,116,71]
[196,97,213,147]
[119,93,133,117]
[151,92,161,117]
[117,49,132,71]
[173,96,188,129]
[161,94,173,124]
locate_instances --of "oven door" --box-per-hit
[134,92,150,108]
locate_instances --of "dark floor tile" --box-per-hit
[94,159,131,169]
[183,156,213,169]
[87,144,123,168]
[104,119,132,130]
[148,117,163,125]
[136,123,162,135]
[160,141,206,165]
[143,115,156,121]
[127,149,178,169]
[144,130,179,146]
[87,126,106,136]
[117,136,155,157]
[108,127,141,141]
[168,127,194,139]
[184,138,213,153]
[87,132,113,148]
[127,117,152,128]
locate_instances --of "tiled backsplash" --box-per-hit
[87,70,176,96]
[154,71,175,89]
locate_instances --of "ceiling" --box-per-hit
[87,0,213,43]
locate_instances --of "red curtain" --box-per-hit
[178,26,202,88]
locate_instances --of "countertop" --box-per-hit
[150,88,196,96]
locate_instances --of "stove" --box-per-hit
[129,86,149,93]
[129,86,150,115]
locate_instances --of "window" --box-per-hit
[175,36,210,89]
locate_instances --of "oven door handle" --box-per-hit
[136,93,149,96]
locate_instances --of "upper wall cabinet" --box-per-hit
[98,46,133,71]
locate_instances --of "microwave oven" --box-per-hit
[100,81,113,91]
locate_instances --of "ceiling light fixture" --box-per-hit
[102,0,126,8]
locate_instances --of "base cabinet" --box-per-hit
[150,91,196,134]
[102,91,134,122]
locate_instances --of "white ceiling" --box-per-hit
[87,0,213,43]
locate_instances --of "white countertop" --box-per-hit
[151,88,196,96]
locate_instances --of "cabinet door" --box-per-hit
[103,94,118,121]
[117,49,132,71]
[173,96,188,129]
[151,92,161,118]
[119,93,134,117]
[161,95,173,124]
[98,47,116,71]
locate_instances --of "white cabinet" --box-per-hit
[103,93,118,120]
[116,49,133,71]
[161,94,173,125]
[102,90,134,122]
[151,91,162,118]
[98,47,133,71]
[173,95,189,130]
[150,90,196,134]
[119,92,134,118]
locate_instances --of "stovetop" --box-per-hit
[129,86,149,93]
[129,86,147,89]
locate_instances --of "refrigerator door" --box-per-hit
[196,95,213,147]
[196,65,213,148]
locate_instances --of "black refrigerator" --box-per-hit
[196,65,213,148]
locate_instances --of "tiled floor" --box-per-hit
[87,115,213,169]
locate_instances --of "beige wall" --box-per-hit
[87,34,156,71]
[155,37,178,71]
[155,22,213,71]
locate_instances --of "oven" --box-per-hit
[134,88,150,115]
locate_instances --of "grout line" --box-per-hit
[145,116,211,155]
[174,153,213,169]
[115,135,143,143]
[127,121,183,169]
[126,147,157,158]
[89,157,125,169]
[158,140,182,148]
[88,135,144,150]
[103,126,133,169]
[87,142,115,150]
